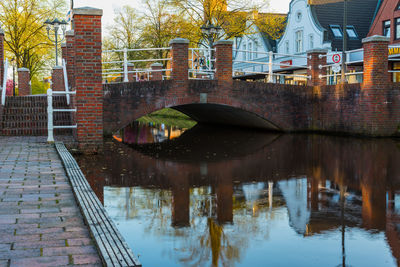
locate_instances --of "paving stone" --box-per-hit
[10,256,69,267]
[0,137,101,265]
[72,254,102,265]
[42,245,97,256]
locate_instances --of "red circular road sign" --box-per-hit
[332,54,341,64]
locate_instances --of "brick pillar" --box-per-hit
[214,40,233,83]
[52,66,65,91]
[150,63,163,81]
[66,30,75,90]
[363,36,389,87]
[61,42,67,63]
[73,7,103,153]
[361,35,394,136]
[18,68,30,96]
[307,49,327,86]
[0,28,4,86]
[127,63,135,82]
[169,38,189,83]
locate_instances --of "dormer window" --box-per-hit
[330,25,343,38]
[346,26,358,39]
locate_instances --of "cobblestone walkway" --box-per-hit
[0,137,102,267]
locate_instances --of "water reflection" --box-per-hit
[115,122,187,145]
[76,124,400,267]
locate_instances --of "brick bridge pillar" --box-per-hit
[215,40,233,84]
[0,28,4,86]
[18,68,30,96]
[73,7,103,153]
[127,63,135,82]
[61,42,67,63]
[65,30,75,90]
[169,38,189,85]
[361,35,393,135]
[307,49,327,86]
[52,66,65,91]
[150,63,163,81]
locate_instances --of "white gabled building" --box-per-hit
[277,0,329,56]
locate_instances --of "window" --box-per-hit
[346,26,358,39]
[295,30,303,53]
[243,43,246,60]
[330,25,343,38]
[396,18,400,40]
[383,20,391,38]
[296,11,302,22]
[397,1,400,10]
[254,42,258,59]
[285,41,289,54]
[309,34,314,49]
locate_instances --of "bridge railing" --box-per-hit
[232,50,310,84]
[317,51,363,84]
[189,47,215,80]
[102,47,172,83]
[47,89,77,143]
[1,58,8,106]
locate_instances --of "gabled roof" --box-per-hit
[310,0,379,51]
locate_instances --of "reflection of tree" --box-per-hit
[106,184,285,267]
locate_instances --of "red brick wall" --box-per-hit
[61,42,67,64]
[368,0,400,45]
[127,63,135,82]
[0,30,4,87]
[214,40,233,84]
[17,68,30,96]
[307,49,327,86]
[150,63,163,81]
[73,7,103,153]
[170,38,189,89]
[52,66,65,91]
[66,30,75,90]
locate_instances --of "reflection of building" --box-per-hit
[278,178,310,234]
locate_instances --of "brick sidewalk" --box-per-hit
[0,137,102,267]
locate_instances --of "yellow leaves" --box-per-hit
[254,14,287,40]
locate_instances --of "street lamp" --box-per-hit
[200,21,222,71]
[44,18,68,66]
[200,21,222,48]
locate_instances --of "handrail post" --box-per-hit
[62,59,70,105]
[268,51,273,83]
[1,59,8,105]
[123,48,128,82]
[47,89,54,143]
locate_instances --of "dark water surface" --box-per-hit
[76,122,400,267]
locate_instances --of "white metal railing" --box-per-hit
[1,59,9,106]
[189,47,215,79]
[62,59,70,105]
[319,72,364,78]
[103,47,171,83]
[47,89,77,143]
[232,51,309,82]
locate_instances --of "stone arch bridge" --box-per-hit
[10,6,397,152]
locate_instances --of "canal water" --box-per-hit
[76,121,400,267]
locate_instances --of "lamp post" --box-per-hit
[44,18,68,66]
[200,21,222,70]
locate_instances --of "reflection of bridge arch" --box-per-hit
[103,80,312,135]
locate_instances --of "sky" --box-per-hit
[73,0,292,32]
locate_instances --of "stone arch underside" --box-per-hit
[103,80,313,135]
